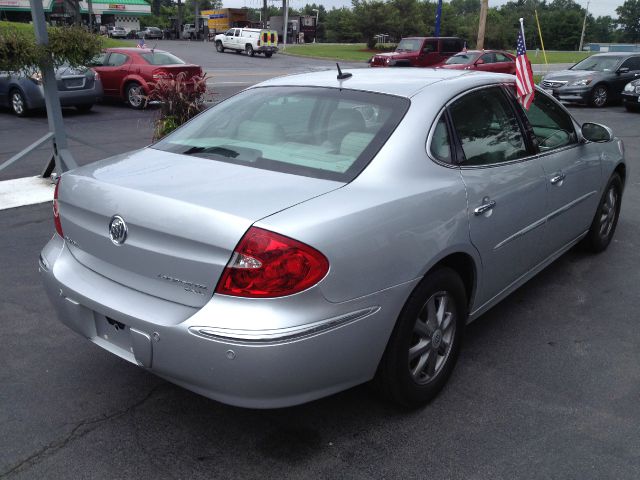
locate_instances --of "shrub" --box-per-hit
[148,72,210,141]
[0,22,102,72]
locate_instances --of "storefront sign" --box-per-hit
[108,4,125,10]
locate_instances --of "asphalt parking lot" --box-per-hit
[1,47,640,479]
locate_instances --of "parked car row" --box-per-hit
[0,48,203,116]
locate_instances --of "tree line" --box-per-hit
[141,0,639,50]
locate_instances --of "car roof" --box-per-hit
[592,52,639,57]
[255,68,513,99]
[106,48,167,54]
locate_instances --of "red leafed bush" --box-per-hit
[148,71,211,141]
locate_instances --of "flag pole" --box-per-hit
[534,9,548,65]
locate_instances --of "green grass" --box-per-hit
[284,43,592,64]
[1,21,133,48]
[283,43,376,62]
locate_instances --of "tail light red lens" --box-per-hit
[53,177,63,237]
[152,69,171,79]
[215,227,329,298]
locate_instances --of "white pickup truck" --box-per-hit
[214,28,278,57]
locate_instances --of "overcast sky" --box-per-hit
[222,0,623,19]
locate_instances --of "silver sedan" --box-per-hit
[40,68,626,408]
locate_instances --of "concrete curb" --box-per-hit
[0,176,53,211]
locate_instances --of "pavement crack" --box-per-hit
[0,384,162,478]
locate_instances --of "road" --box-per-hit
[1,44,639,479]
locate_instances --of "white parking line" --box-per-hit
[0,176,53,211]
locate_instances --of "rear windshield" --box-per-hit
[153,86,410,182]
[140,52,185,65]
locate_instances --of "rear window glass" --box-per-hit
[153,86,410,182]
[140,52,185,65]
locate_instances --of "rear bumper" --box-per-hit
[257,46,278,53]
[40,235,412,408]
[26,80,103,110]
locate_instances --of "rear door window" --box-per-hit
[106,53,128,67]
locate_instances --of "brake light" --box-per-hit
[152,69,171,80]
[53,177,63,237]
[215,227,329,298]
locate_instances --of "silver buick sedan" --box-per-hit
[40,68,626,408]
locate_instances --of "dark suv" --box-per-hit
[540,52,640,107]
[369,37,465,68]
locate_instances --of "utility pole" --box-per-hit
[262,0,268,28]
[578,0,590,52]
[194,0,199,40]
[29,0,77,174]
[88,0,93,33]
[477,0,488,49]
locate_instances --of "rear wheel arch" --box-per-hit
[426,252,477,311]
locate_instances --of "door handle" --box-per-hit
[550,173,566,185]
[474,200,496,216]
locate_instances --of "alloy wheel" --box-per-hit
[592,86,608,107]
[409,291,456,385]
[127,84,144,108]
[11,91,25,116]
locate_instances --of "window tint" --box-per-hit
[430,114,452,163]
[91,52,108,66]
[140,52,185,65]
[422,40,437,53]
[153,87,410,182]
[449,88,527,166]
[621,57,640,71]
[106,53,128,67]
[522,91,577,151]
[495,53,512,62]
[234,29,240,37]
[480,53,496,63]
[441,39,461,54]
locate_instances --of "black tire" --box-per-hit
[9,89,29,117]
[590,84,608,108]
[375,267,467,408]
[216,41,224,53]
[125,82,146,110]
[581,173,623,253]
[76,104,93,113]
[265,52,273,58]
[245,44,254,56]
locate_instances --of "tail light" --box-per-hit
[215,227,329,298]
[271,33,275,43]
[152,69,171,79]
[53,177,63,237]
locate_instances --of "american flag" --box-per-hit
[515,22,534,109]
[137,38,146,49]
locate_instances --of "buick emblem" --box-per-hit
[108,215,128,246]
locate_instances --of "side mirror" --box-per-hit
[581,122,613,143]
[475,59,485,65]
[618,67,630,74]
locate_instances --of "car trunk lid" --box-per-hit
[58,149,342,307]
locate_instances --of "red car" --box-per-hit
[436,50,516,75]
[370,37,465,68]
[91,47,203,109]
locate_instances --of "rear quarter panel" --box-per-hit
[257,91,477,304]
